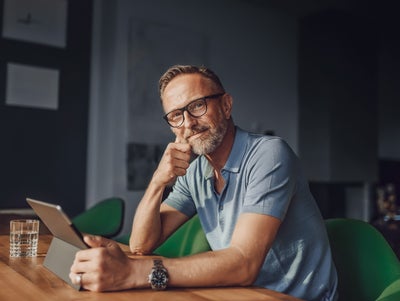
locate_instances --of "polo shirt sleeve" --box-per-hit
[241,137,298,220]
[163,175,197,218]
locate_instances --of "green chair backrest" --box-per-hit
[73,197,124,238]
[115,233,130,245]
[154,215,211,257]
[376,279,400,301]
[325,218,400,301]
[116,215,211,257]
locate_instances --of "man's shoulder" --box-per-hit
[245,132,290,152]
[237,127,287,145]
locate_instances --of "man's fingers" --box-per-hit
[174,136,192,154]
[152,138,193,186]
[72,237,124,260]
[83,235,110,248]
[175,136,188,144]
[164,142,191,161]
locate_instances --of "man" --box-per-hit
[70,65,338,301]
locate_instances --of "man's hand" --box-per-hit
[70,236,140,292]
[152,137,192,187]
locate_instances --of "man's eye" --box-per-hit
[170,111,182,120]
[190,100,205,111]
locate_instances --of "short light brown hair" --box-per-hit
[159,65,225,98]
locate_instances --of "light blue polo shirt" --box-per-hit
[164,127,338,301]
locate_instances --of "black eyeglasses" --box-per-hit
[163,93,225,128]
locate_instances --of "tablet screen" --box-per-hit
[26,198,88,249]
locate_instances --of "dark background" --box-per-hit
[0,0,93,216]
[0,0,399,221]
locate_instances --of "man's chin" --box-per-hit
[190,143,207,156]
[190,144,201,155]
[191,140,220,156]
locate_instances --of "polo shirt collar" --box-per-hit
[202,126,247,179]
[223,126,246,173]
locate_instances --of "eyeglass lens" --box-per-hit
[164,93,224,128]
[165,99,206,127]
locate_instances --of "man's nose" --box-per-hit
[182,110,197,128]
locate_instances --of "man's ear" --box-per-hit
[221,94,233,119]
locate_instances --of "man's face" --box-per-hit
[162,74,232,155]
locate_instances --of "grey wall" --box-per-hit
[87,0,400,233]
[298,11,378,183]
[87,0,298,235]
[378,29,400,160]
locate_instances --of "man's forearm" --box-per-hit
[159,213,279,289]
[162,246,257,288]
[129,181,165,254]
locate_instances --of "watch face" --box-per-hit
[150,268,168,290]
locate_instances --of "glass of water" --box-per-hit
[10,219,40,257]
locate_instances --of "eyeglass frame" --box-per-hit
[163,92,225,128]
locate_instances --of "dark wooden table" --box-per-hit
[0,234,304,301]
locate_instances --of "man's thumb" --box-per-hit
[83,235,109,247]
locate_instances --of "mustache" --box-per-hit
[183,125,210,140]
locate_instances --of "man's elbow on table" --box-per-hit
[236,257,262,286]
[129,240,155,255]
[218,247,263,287]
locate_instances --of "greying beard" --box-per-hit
[190,119,228,155]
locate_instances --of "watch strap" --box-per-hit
[149,259,168,290]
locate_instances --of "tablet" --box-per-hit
[26,198,88,249]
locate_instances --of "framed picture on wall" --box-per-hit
[2,0,68,48]
[5,62,60,110]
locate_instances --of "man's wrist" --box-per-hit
[147,178,168,197]
[148,259,169,290]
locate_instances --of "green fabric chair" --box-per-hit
[73,197,124,238]
[154,214,211,257]
[325,218,400,301]
[115,233,130,245]
[116,215,211,257]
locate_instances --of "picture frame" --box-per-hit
[5,62,60,110]
[2,0,68,48]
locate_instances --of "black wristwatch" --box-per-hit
[148,259,169,290]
